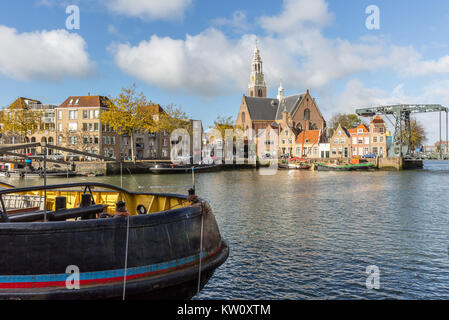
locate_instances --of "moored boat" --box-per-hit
[149,164,221,174]
[0,182,229,300]
[314,162,375,171]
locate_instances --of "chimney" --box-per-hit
[88,92,90,96]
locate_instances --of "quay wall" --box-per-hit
[38,157,423,175]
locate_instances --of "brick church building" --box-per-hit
[235,44,326,135]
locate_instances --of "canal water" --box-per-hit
[3,161,449,299]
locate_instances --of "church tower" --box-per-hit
[248,42,267,98]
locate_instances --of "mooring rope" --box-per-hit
[122,214,130,300]
[197,207,204,296]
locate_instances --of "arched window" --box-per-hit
[304,108,311,121]
[31,137,36,143]
[258,89,262,97]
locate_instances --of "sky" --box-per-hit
[1,0,449,143]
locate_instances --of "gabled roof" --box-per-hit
[372,115,385,123]
[348,123,369,134]
[334,124,351,137]
[275,94,305,120]
[244,96,279,121]
[59,96,110,108]
[296,129,321,144]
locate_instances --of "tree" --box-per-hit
[403,118,426,150]
[328,113,363,136]
[157,104,191,134]
[0,106,43,143]
[210,115,236,138]
[100,84,158,162]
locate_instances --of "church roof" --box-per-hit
[244,94,306,122]
[244,96,279,121]
[275,94,305,120]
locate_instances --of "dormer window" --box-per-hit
[69,99,74,104]
[358,129,363,133]
[75,99,79,104]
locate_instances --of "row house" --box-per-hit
[329,116,387,159]
[294,129,326,159]
[2,95,191,161]
[348,123,371,158]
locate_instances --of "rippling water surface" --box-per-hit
[4,161,449,299]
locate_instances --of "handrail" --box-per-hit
[0,182,132,196]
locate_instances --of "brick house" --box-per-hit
[294,129,326,158]
[329,124,351,158]
[348,123,371,157]
[369,115,387,157]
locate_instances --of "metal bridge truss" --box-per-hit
[356,104,449,159]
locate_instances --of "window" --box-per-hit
[83,136,88,144]
[296,147,301,155]
[75,99,79,104]
[353,147,357,155]
[69,136,78,145]
[313,147,318,155]
[111,137,115,145]
[365,147,369,154]
[285,130,289,136]
[94,136,99,144]
[89,123,93,132]
[358,138,363,144]
[69,99,74,105]
[58,135,62,144]
[58,123,63,132]
[340,138,345,144]
[289,139,293,144]
[365,137,370,144]
[94,110,99,119]
[83,110,88,119]
[82,123,88,132]
[89,110,94,119]
[338,147,342,155]
[304,108,311,121]
[58,111,62,120]
[102,136,106,145]
[282,139,286,144]
[373,147,378,155]
[107,136,111,145]
[373,136,378,143]
[352,137,357,145]
[359,147,363,155]
[94,123,99,132]
[334,138,338,144]
[68,122,78,132]
[332,147,336,155]
[358,129,363,133]
[241,112,245,123]
[380,136,384,142]
[69,110,77,120]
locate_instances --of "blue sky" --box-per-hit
[1,0,449,143]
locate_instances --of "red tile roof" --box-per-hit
[296,129,321,144]
[372,115,385,123]
[59,96,110,108]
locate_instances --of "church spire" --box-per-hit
[248,40,267,98]
[277,78,284,100]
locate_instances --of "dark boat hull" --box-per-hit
[149,164,221,174]
[0,198,228,300]
[314,164,353,171]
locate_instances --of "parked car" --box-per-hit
[362,153,377,159]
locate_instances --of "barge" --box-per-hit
[0,182,229,300]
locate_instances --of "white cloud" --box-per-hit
[259,0,333,33]
[110,28,253,96]
[106,0,192,21]
[111,0,449,98]
[0,26,94,81]
[212,10,251,34]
